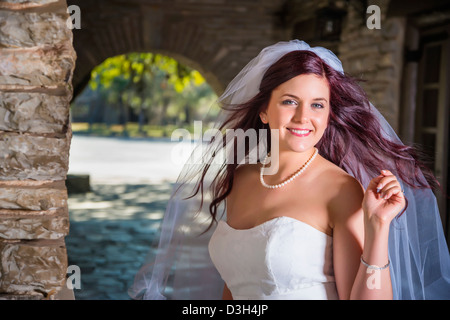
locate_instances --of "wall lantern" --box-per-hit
[316,7,347,41]
[291,5,348,43]
[285,0,356,43]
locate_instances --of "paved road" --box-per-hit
[65,135,188,299]
[66,183,172,300]
[68,135,191,184]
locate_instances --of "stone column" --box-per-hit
[0,0,76,299]
[338,0,405,131]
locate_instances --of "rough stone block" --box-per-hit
[0,293,43,300]
[0,44,76,87]
[0,180,69,240]
[0,185,66,211]
[0,240,67,298]
[382,19,404,40]
[0,211,69,239]
[0,92,69,134]
[0,133,71,181]
[0,0,59,6]
[0,10,71,48]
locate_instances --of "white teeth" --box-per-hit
[290,128,310,134]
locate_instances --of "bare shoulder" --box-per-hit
[317,157,365,226]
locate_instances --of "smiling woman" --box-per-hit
[260,74,330,158]
[130,40,450,301]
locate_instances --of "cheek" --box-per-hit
[265,108,278,124]
[314,113,330,131]
[273,108,295,123]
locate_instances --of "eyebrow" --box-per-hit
[282,94,328,103]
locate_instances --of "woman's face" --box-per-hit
[260,73,330,154]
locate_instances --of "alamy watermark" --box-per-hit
[66,4,381,31]
[366,5,381,29]
[66,265,81,290]
[366,268,381,290]
[171,121,280,175]
[67,5,81,30]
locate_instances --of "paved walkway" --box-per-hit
[65,182,172,300]
[64,135,193,299]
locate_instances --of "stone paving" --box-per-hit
[65,182,173,300]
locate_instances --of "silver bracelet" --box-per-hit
[360,255,390,270]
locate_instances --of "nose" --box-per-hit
[292,104,309,123]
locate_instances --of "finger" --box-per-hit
[367,175,383,192]
[380,183,403,200]
[378,180,398,192]
[376,175,399,193]
[379,178,404,199]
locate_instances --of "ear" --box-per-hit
[259,111,268,124]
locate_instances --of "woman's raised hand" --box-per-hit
[362,170,406,228]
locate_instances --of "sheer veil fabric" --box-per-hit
[128,40,450,300]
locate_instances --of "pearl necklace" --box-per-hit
[260,148,319,189]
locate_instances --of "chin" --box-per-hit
[278,132,321,154]
[292,146,315,154]
[282,144,316,154]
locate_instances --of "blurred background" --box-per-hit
[64,0,450,299]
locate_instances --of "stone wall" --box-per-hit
[338,0,405,132]
[0,0,75,299]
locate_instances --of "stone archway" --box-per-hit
[67,0,286,99]
[0,0,76,299]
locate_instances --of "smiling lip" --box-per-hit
[287,128,312,137]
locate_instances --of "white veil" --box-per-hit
[128,40,450,300]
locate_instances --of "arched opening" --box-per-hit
[65,52,219,299]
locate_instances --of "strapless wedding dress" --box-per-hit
[208,216,339,300]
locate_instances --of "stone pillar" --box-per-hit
[339,0,405,131]
[274,0,405,131]
[0,0,76,299]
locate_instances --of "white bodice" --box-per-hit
[208,216,338,300]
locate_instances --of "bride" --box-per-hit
[129,40,450,300]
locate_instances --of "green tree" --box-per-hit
[86,52,215,135]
